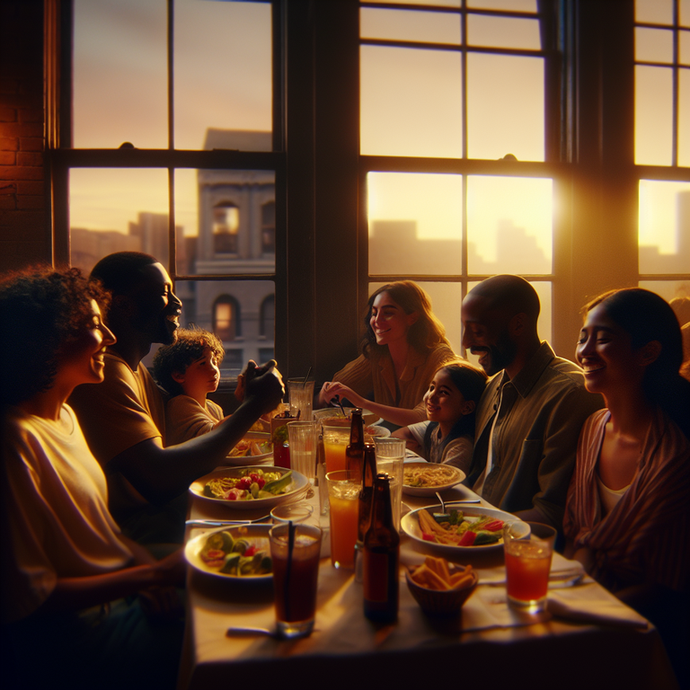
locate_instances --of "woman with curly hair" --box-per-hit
[319,281,457,427]
[1,267,185,690]
[152,326,228,445]
[564,287,690,685]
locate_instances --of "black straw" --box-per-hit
[284,520,295,622]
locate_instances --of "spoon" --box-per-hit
[435,492,446,513]
[332,394,347,417]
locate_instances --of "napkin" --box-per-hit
[548,584,649,628]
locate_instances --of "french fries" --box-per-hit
[408,556,475,591]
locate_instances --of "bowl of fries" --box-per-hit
[405,556,477,617]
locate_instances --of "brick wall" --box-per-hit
[0,0,51,273]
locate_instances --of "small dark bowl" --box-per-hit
[405,564,478,617]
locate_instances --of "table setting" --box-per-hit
[176,427,679,690]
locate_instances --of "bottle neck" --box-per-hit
[349,409,365,447]
[362,443,377,490]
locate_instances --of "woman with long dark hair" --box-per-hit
[564,287,689,685]
[1,267,185,690]
[318,281,457,427]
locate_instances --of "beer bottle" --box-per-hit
[345,408,365,482]
[355,443,377,582]
[363,473,400,623]
[358,443,377,542]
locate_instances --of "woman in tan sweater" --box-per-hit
[318,281,457,428]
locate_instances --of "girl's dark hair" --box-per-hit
[0,266,111,406]
[152,326,225,397]
[361,281,451,357]
[584,287,690,437]
[424,361,488,456]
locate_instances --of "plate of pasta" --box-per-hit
[189,465,310,510]
[402,462,466,496]
[402,505,529,555]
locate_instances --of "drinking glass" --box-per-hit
[503,521,556,613]
[270,503,315,525]
[373,437,405,532]
[269,523,322,639]
[287,378,315,421]
[325,470,360,569]
[322,425,350,474]
[287,420,317,480]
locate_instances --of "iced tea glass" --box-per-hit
[269,523,322,639]
[326,470,360,569]
[503,521,556,613]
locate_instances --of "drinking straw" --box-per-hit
[303,367,312,385]
[284,520,295,622]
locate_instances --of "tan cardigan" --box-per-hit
[333,344,457,423]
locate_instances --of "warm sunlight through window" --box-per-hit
[638,180,690,275]
[634,0,690,166]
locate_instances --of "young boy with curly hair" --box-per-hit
[153,327,227,445]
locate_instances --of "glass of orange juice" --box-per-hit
[322,425,350,474]
[503,521,556,614]
[325,469,360,569]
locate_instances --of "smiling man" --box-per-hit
[461,275,602,530]
[69,252,283,545]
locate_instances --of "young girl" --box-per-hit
[152,326,227,445]
[392,361,487,474]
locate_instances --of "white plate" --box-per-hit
[185,524,273,582]
[226,432,273,465]
[313,407,382,427]
[189,465,309,510]
[402,462,466,497]
[402,505,529,555]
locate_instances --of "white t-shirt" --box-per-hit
[2,405,133,623]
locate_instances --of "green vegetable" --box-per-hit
[262,470,293,495]
[474,530,501,545]
[219,552,241,574]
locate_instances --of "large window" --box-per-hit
[48,1,690,386]
[59,0,280,377]
[360,0,556,354]
[635,0,690,303]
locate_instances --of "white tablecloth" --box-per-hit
[177,476,678,690]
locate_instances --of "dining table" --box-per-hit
[176,462,679,690]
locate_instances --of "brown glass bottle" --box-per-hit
[358,443,378,542]
[363,473,400,623]
[345,408,365,482]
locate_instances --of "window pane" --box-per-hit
[681,70,690,166]
[367,172,462,276]
[635,66,673,165]
[638,281,690,309]
[639,181,690,274]
[175,168,276,276]
[176,279,275,376]
[467,176,552,275]
[469,0,536,11]
[371,0,460,7]
[69,169,169,274]
[361,46,462,157]
[681,30,690,64]
[467,54,544,161]
[174,0,272,150]
[360,8,461,44]
[467,15,541,50]
[73,0,167,148]
[369,281,465,357]
[635,27,674,63]
[682,0,690,27]
[636,0,673,25]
